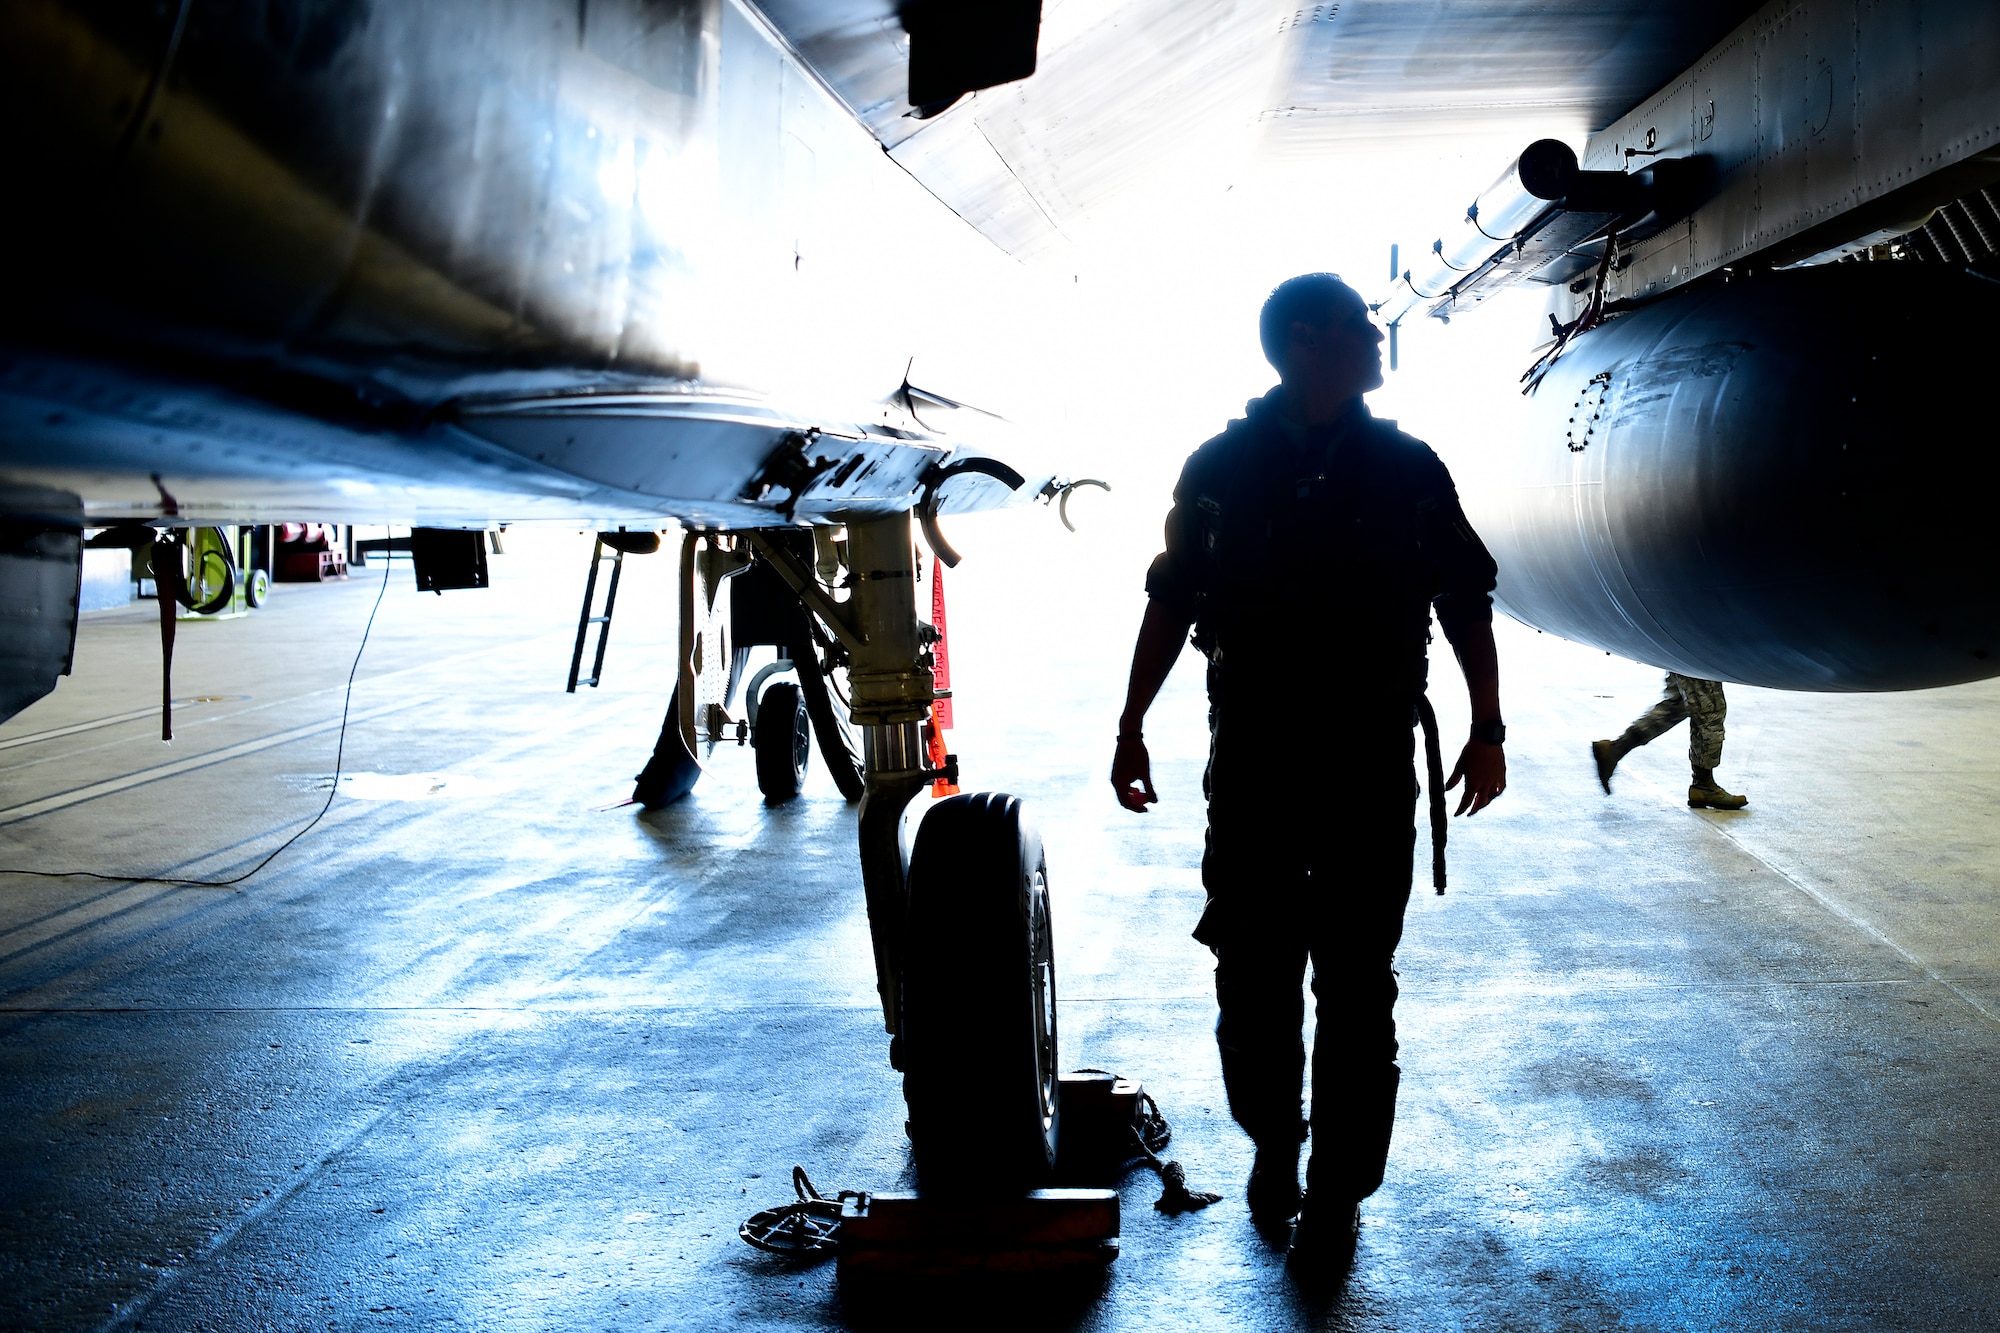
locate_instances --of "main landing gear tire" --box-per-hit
[631,683,701,808]
[900,792,1060,1194]
[172,528,236,615]
[792,636,865,804]
[753,680,810,802]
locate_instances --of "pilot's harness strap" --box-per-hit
[1415,692,1448,894]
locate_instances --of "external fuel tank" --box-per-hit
[1475,264,2000,691]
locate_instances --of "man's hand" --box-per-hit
[1445,739,1506,816]
[1111,601,1192,814]
[1111,735,1159,812]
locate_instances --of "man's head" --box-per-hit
[1258,272,1384,406]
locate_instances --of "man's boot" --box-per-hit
[1246,1140,1302,1232]
[1287,1192,1360,1280]
[1288,1139,1365,1279]
[1688,767,1749,810]
[1591,739,1623,793]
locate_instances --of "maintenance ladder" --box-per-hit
[567,536,626,692]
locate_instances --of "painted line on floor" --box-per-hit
[0,686,667,980]
[7,978,1983,1017]
[0,698,424,829]
[1628,769,2000,1028]
[0,608,604,815]
[0,637,550,771]
[0,701,211,751]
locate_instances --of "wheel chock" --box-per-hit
[834,1188,1118,1276]
[1054,1071,1147,1180]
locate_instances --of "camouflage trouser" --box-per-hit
[1617,672,1727,772]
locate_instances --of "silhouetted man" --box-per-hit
[1110,273,1506,1273]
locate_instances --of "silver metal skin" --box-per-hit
[1476,263,2000,693]
[1,0,1787,529]
[754,1,1760,261]
[2,0,1059,1059]
[1379,1,2000,326]
[0,485,85,721]
[1578,0,2000,315]
[1362,0,2000,694]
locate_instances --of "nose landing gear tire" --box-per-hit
[793,638,865,803]
[900,792,1060,1194]
[753,680,810,802]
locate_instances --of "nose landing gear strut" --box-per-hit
[747,511,1062,1193]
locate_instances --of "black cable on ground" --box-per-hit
[0,566,392,888]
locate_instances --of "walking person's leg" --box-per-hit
[1198,812,1313,1229]
[1680,676,1748,808]
[1213,933,1311,1222]
[1593,673,1690,792]
[1302,880,1411,1210]
[1290,747,1417,1270]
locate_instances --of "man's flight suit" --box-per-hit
[1144,390,1498,1203]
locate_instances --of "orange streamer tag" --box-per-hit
[925,714,958,798]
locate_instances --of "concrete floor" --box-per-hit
[2,524,1998,1331]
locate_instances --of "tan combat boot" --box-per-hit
[1688,779,1749,810]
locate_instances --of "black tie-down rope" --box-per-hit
[1123,1084,1223,1214]
[738,1166,856,1260]
[739,1079,1222,1256]
[0,560,391,888]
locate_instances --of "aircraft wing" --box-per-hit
[758,0,1765,257]
[2,350,1045,531]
